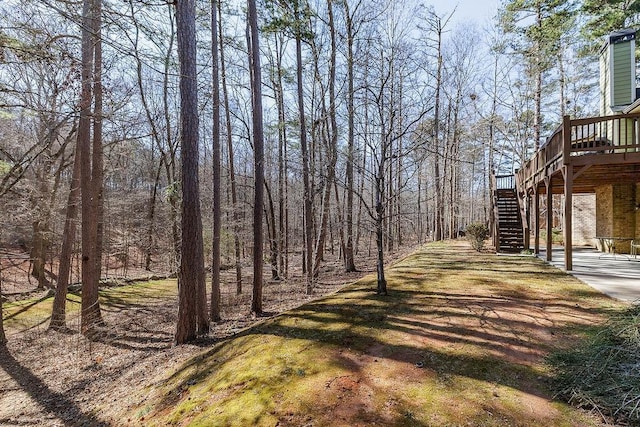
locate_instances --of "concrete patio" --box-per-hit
[538,246,640,303]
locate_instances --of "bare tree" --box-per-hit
[342,0,364,273]
[295,1,314,294]
[49,143,81,331]
[218,0,242,294]
[210,0,221,322]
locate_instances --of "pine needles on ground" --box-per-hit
[549,305,640,424]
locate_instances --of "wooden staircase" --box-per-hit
[494,187,524,253]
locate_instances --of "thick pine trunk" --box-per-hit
[248,0,265,315]
[79,0,101,337]
[92,1,104,284]
[175,0,209,344]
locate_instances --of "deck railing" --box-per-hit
[517,113,640,189]
[495,174,515,190]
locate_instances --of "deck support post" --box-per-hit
[563,164,573,271]
[534,188,540,254]
[524,193,531,251]
[545,177,553,261]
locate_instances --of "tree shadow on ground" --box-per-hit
[0,346,108,426]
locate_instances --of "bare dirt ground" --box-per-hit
[0,245,415,426]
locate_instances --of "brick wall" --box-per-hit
[595,184,637,253]
[572,194,596,246]
[637,185,640,238]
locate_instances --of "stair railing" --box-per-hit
[492,174,518,251]
[513,173,530,250]
[493,173,526,252]
[490,173,498,249]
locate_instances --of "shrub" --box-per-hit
[466,222,489,252]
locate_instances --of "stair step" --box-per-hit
[495,188,523,254]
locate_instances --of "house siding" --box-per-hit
[612,41,634,107]
[600,45,610,115]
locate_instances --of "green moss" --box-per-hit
[2,279,177,333]
[115,241,622,426]
[0,160,11,176]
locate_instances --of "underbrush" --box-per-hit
[549,304,640,425]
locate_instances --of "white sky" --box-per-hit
[428,0,500,27]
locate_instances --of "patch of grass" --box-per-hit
[121,240,621,426]
[548,304,640,425]
[2,280,176,333]
[0,160,11,177]
[540,228,564,245]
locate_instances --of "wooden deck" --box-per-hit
[516,114,640,270]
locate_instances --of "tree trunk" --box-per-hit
[175,0,209,344]
[295,10,314,295]
[333,181,346,265]
[558,40,566,119]
[273,33,287,279]
[50,143,81,331]
[313,0,340,279]
[265,182,279,280]
[248,0,265,315]
[433,19,443,242]
[375,181,387,295]
[355,88,368,253]
[450,88,462,239]
[92,0,104,284]
[30,221,48,289]
[128,1,172,274]
[210,0,221,322]
[0,264,6,345]
[218,0,242,295]
[79,0,101,337]
[162,7,180,272]
[343,0,357,272]
[144,161,162,271]
[533,4,542,151]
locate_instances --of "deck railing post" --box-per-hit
[563,164,573,271]
[534,189,540,254]
[562,115,571,164]
[546,176,553,261]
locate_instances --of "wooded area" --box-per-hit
[0,0,636,345]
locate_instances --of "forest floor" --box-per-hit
[0,240,629,426]
[0,244,414,426]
